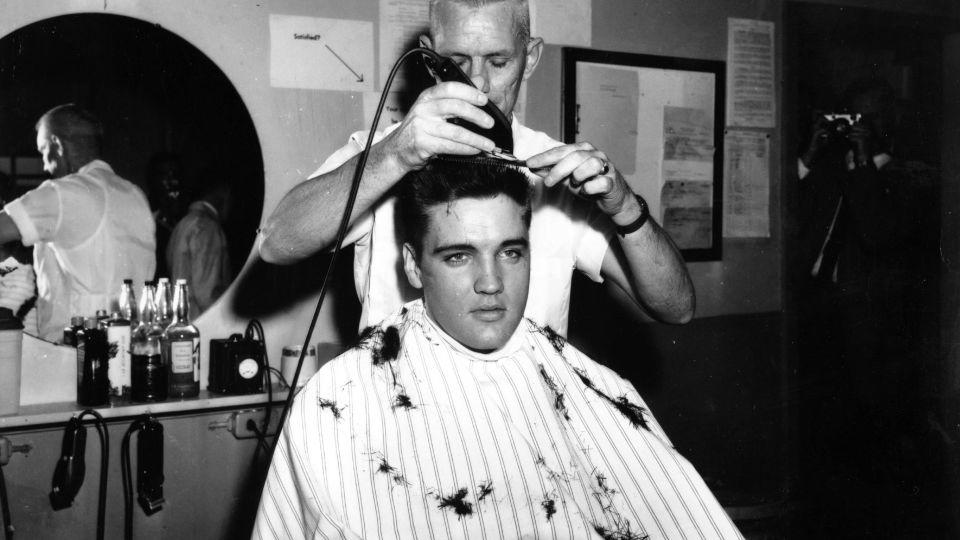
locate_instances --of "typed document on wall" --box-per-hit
[726,18,776,128]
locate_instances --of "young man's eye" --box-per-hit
[500,248,524,260]
[445,253,469,265]
[490,59,508,69]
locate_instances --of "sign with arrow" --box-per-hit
[270,14,374,92]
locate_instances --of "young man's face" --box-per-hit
[428,1,542,118]
[403,194,530,352]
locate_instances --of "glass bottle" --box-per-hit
[155,278,173,329]
[118,279,138,326]
[76,317,109,406]
[131,286,167,402]
[163,279,199,398]
[62,315,84,347]
[106,312,131,399]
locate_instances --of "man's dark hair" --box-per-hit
[397,158,531,255]
[35,103,104,157]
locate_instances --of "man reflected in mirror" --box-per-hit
[166,176,232,318]
[0,104,155,341]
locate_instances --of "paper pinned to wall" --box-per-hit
[530,0,591,47]
[576,63,639,176]
[661,106,715,248]
[362,91,407,129]
[723,129,770,237]
[379,0,430,91]
[270,14,375,92]
[726,18,776,128]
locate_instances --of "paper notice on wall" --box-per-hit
[576,63,639,175]
[726,18,776,128]
[723,129,770,237]
[362,91,407,129]
[660,105,715,247]
[530,0,591,47]
[270,14,374,92]
[379,0,430,91]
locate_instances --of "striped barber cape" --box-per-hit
[253,300,742,540]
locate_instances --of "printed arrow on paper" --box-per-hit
[325,44,365,83]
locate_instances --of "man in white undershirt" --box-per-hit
[253,160,741,540]
[257,0,695,336]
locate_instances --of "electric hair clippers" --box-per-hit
[419,50,514,155]
[49,417,87,510]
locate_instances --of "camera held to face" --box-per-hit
[823,113,862,136]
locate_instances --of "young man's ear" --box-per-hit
[402,243,423,290]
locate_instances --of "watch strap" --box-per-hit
[616,193,649,237]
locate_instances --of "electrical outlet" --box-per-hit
[229,408,282,440]
[0,436,32,465]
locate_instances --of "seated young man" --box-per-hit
[253,161,742,540]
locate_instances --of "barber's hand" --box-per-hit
[801,115,834,168]
[0,265,35,313]
[525,143,639,226]
[846,122,874,169]
[382,82,497,171]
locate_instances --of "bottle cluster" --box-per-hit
[69,278,200,406]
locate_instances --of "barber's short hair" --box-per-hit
[35,103,103,155]
[429,0,531,45]
[398,158,531,255]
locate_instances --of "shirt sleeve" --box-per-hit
[4,177,104,247]
[166,214,227,315]
[563,193,614,284]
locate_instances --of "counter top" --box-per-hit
[0,386,289,431]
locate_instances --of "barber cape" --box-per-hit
[254,300,742,540]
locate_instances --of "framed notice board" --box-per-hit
[563,47,725,261]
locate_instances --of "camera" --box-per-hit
[823,113,862,135]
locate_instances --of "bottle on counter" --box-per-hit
[155,278,173,329]
[0,307,23,416]
[62,315,84,348]
[118,278,138,326]
[106,312,131,399]
[131,284,167,402]
[163,279,199,398]
[77,317,109,407]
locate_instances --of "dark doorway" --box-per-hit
[785,3,956,537]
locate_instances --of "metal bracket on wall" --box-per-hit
[0,436,33,465]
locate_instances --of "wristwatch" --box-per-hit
[616,193,649,237]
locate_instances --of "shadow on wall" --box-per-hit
[231,246,361,342]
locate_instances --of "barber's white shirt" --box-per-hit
[5,160,155,340]
[311,118,612,336]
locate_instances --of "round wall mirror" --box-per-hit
[0,13,264,326]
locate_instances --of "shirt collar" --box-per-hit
[407,299,526,361]
[77,159,113,175]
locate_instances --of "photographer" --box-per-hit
[795,77,939,536]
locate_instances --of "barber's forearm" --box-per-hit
[608,218,696,324]
[258,145,407,264]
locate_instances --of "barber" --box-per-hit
[0,104,155,341]
[258,0,694,334]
